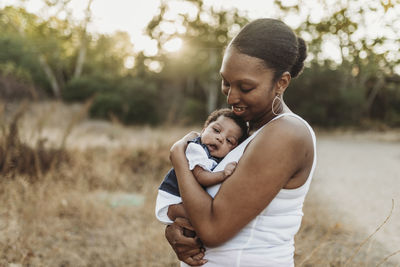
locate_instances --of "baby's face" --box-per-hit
[201,116,243,158]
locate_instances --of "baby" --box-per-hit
[155,108,248,226]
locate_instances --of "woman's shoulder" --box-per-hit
[259,113,312,143]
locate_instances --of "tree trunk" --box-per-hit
[39,55,61,98]
[364,75,385,117]
[206,49,218,113]
[73,0,94,78]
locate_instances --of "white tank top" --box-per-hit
[182,113,317,267]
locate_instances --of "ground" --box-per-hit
[1,101,399,266]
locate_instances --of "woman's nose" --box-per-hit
[227,87,240,105]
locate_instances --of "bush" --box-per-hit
[287,63,365,127]
[88,77,160,125]
[62,76,112,102]
[182,98,207,124]
[90,93,125,119]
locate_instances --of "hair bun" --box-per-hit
[290,37,307,78]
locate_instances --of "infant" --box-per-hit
[155,108,248,226]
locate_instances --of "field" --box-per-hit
[0,101,398,266]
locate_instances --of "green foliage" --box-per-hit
[145,0,249,120]
[0,34,49,90]
[62,75,110,101]
[287,63,366,127]
[182,98,207,124]
[89,77,160,125]
[1,1,400,128]
[90,93,124,119]
[84,32,134,77]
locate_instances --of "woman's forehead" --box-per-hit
[220,47,270,79]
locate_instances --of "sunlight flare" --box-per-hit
[163,37,183,53]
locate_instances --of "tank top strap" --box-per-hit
[245,112,298,142]
[252,113,316,145]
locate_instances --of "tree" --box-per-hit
[274,0,400,125]
[145,0,249,121]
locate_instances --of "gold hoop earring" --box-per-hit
[271,95,282,115]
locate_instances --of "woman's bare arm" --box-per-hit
[167,203,187,221]
[171,117,313,247]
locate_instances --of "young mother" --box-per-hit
[163,18,316,267]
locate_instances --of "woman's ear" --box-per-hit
[276,71,291,95]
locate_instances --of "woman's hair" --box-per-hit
[204,108,249,144]
[230,18,307,81]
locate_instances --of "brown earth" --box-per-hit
[309,131,400,264]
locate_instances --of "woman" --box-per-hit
[164,18,316,266]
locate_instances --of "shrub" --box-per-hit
[90,93,125,120]
[62,76,111,102]
[88,77,160,125]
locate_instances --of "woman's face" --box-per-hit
[220,46,279,127]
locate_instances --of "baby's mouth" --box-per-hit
[207,144,218,151]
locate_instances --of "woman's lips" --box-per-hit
[232,106,246,116]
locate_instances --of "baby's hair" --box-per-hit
[203,108,249,144]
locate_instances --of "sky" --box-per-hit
[1,0,399,66]
[1,0,277,54]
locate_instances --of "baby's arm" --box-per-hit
[192,162,237,187]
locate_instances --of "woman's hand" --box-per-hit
[170,131,200,163]
[165,217,207,266]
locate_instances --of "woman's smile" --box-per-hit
[232,105,247,116]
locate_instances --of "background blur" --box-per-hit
[1,0,400,127]
[1,0,400,266]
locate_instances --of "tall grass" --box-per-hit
[0,101,397,266]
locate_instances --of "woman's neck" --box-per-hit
[248,103,292,134]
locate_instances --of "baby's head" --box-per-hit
[201,108,248,158]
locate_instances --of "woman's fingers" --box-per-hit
[181,255,208,266]
[165,223,206,265]
[175,217,195,231]
[181,252,208,266]
[166,223,200,247]
[176,248,206,266]
[175,246,202,256]
[182,131,200,143]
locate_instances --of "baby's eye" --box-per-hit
[213,127,220,133]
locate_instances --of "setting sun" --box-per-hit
[163,37,183,53]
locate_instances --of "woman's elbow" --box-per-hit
[197,227,229,247]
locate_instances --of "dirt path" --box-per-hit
[309,132,400,263]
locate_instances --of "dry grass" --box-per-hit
[0,101,397,266]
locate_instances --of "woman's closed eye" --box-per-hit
[240,84,254,92]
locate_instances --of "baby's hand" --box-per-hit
[223,162,237,178]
